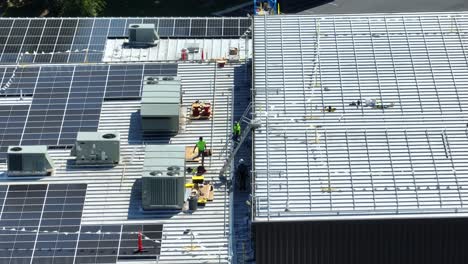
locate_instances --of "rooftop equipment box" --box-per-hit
[141,76,181,135]
[128,24,160,47]
[70,131,120,165]
[7,146,54,176]
[142,145,186,210]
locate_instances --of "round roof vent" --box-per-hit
[167,166,180,171]
[102,133,116,139]
[150,171,163,176]
[167,171,179,177]
[10,147,22,152]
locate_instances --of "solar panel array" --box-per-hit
[0,184,162,264]
[0,184,86,264]
[0,18,252,64]
[0,63,178,161]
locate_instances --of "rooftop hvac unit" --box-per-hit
[142,145,186,210]
[7,146,54,176]
[70,132,120,165]
[128,24,160,47]
[142,169,185,210]
[141,76,181,135]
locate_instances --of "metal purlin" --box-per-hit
[298,18,314,211]
[383,17,404,115]
[384,130,400,212]
[364,130,377,210]
[436,16,463,113]
[402,17,425,113]
[348,19,365,117]
[404,130,421,208]
[367,17,386,115]
[334,17,347,113]
[262,14,271,220]
[444,129,464,207]
[418,16,443,114]
[344,130,356,210]
[425,130,443,208]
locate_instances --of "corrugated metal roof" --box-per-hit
[0,62,247,263]
[252,13,468,221]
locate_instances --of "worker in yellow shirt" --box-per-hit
[232,121,241,142]
[193,137,207,167]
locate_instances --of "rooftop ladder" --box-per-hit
[219,103,260,177]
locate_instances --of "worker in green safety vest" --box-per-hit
[233,121,241,142]
[193,137,207,167]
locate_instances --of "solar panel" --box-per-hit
[108,19,126,37]
[174,19,190,36]
[207,19,223,36]
[0,18,252,64]
[157,19,175,36]
[0,105,29,161]
[223,18,240,36]
[190,18,208,36]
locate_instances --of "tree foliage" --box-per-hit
[5,0,106,17]
[60,0,106,16]
[7,0,33,8]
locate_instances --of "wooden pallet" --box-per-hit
[185,146,200,163]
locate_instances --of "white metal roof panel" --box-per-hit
[252,13,468,221]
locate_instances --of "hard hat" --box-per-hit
[239,159,245,164]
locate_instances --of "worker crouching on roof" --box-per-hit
[193,137,207,167]
[232,121,241,142]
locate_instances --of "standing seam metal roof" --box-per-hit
[252,13,468,221]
